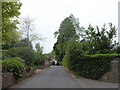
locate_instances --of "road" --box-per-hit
[9,66,81,88]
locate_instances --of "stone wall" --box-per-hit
[2,72,16,88]
[99,56,120,83]
[2,68,36,88]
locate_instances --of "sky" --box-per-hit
[19,0,119,54]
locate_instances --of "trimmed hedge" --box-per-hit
[63,53,120,79]
[2,58,25,79]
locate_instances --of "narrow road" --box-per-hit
[9,66,81,88]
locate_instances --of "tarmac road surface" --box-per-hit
[9,66,81,88]
[9,66,118,88]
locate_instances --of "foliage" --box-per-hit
[62,38,82,69]
[69,14,85,40]
[2,57,25,79]
[2,50,11,60]
[46,50,55,60]
[84,23,117,54]
[63,53,120,79]
[19,16,42,45]
[53,15,78,63]
[17,38,33,48]
[7,47,35,65]
[115,44,120,54]
[35,43,43,54]
[3,44,46,67]
[33,43,46,66]
[2,1,22,49]
[34,53,46,66]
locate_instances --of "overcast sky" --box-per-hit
[19,0,119,54]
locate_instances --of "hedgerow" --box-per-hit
[62,39,120,79]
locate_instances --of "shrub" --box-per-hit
[34,54,46,66]
[72,54,112,79]
[2,50,11,60]
[2,58,25,79]
[7,47,35,65]
[63,43,120,79]
[62,38,83,70]
[116,44,120,54]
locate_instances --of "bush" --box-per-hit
[7,47,35,65]
[2,58,25,79]
[2,50,11,60]
[116,44,120,54]
[62,38,83,70]
[63,43,120,79]
[72,54,111,79]
[34,54,46,66]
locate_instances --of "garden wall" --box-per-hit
[2,72,16,88]
[99,56,120,83]
[2,68,36,88]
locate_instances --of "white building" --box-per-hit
[118,1,120,43]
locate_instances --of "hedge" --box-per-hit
[63,54,120,79]
[2,57,25,79]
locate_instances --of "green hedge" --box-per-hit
[2,57,25,79]
[63,53,120,79]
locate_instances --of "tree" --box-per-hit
[17,38,33,48]
[34,43,45,66]
[69,14,85,41]
[19,16,42,47]
[54,31,59,38]
[84,23,117,54]
[116,44,120,54]
[2,1,22,49]
[62,37,82,69]
[53,15,78,63]
[35,43,43,55]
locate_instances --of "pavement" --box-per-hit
[9,66,118,88]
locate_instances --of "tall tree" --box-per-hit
[53,15,78,63]
[69,14,85,40]
[2,1,22,49]
[19,16,42,47]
